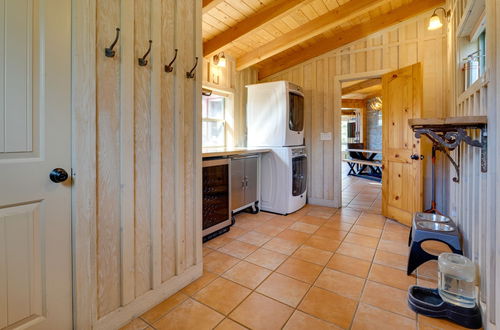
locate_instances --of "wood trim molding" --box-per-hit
[257,0,445,79]
[236,0,386,70]
[72,0,97,328]
[203,0,309,58]
[341,78,381,95]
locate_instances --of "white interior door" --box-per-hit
[0,0,72,329]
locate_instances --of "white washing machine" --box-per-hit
[260,146,307,215]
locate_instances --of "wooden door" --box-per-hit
[382,63,423,226]
[0,0,72,329]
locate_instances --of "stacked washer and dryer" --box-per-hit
[246,81,307,215]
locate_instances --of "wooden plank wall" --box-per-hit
[446,0,499,327]
[260,11,447,208]
[73,0,203,328]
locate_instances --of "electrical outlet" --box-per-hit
[320,132,332,141]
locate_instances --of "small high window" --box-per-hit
[202,95,226,147]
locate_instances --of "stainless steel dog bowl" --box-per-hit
[414,212,451,223]
[416,221,455,232]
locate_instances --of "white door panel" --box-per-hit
[0,0,72,329]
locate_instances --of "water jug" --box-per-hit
[438,253,476,308]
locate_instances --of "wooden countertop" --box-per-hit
[202,147,271,158]
[409,116,487,128]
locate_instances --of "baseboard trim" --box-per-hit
[308,198,341,208]
[95,263,203,330]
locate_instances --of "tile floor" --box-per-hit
[122,175,466,330]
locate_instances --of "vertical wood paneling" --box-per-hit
[134,0,153,297]
[0,0,4,153]
[0,217,6,328]
[120,0,136,305]
[96,0,121,317]
[161,0,177,283]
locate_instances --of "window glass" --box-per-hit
[202,94,226,147]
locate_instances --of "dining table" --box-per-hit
[345,148,383,180]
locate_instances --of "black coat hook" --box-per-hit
[105,28,120,57]
[165,49,178,73]
[186,57,199,79]
[138,40,152,66]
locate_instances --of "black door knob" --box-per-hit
[410,154,424,160]
[50,168,69,183]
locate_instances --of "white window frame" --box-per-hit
[202,94,226,148]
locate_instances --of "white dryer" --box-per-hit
[260,146,307,215]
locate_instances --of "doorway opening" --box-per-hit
[339,76,383,212]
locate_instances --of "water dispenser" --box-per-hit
[438,253,476,307]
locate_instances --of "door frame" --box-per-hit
[332,69,390,209]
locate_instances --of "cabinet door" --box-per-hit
[244,156,259,205]
[231,158,245,210]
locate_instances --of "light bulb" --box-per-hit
[428,14,443,30]
[218,54,226,68]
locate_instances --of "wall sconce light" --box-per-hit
[428,7,451,30]
[213,52,226,68]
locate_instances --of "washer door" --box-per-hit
[292,155,307,196]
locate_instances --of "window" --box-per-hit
[202,95,226,147]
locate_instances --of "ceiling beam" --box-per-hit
[204,0,310,58]
[258,0,444,79]
[342,79,382,95]
[202,0,226,15]
[342,99,366,108]
[236,0,385,70]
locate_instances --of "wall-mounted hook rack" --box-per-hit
[165,49,178,73]
[105,28,120,57]
[138,40,152,66]
[186,57,199,79]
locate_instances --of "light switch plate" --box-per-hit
[320,132,332,141]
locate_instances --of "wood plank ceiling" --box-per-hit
[202,0,444,79]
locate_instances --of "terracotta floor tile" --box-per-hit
[223,226,248,239]
[315,268,365,300]
[289,221,320,234]
[356,216,386,229]
[361,281,416,319]
[298,286,357,328]
[350,225,383,238]
[327,254,371,278]
[204,235,234,249]
[245,247,288,270]
[204,251,240,274]
[377,239,410,256]
[218,240,259,259]
[214,318,247,330]
[344,232,379,248]
[306,209,336,219]
[381,229,410,244]
[153,298,224,330]
[368,263,416,290]
[332,213,360,223]
[276,229,312,244]
[233,219,261,231]
[421,240,452,255]
[314,226,349,241]
[416,260,438,280]
[283,310,340,330]
[203,246,215,257]
[120,318,151,330]
[141,292,189,323]
[276,257,323,284]
[352,303,416,330]
[256,272,310,307]
[222,260,271,289]
[322,220,353,231]
[373,250,408,271]
[262,237,301,255]
[337,242,376,261]
[304,235,341,252]
[181,271,218,296]
[298,215,328,226]
[384,220,411,234]
[292,245,333,266]
[229,292,294,330]
[268,216,296,228]
[236,230,272,247]
[194,277,251,315]
[253,223,285,236]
